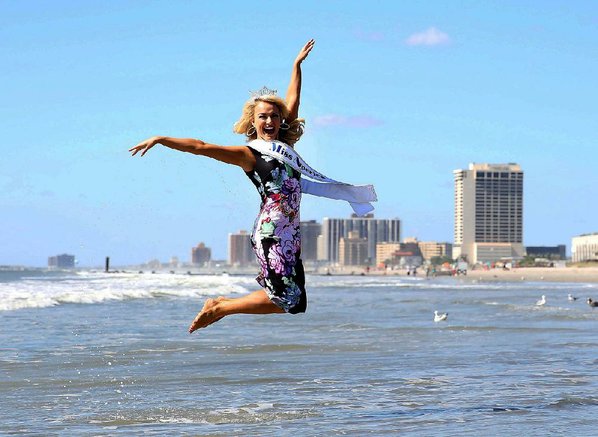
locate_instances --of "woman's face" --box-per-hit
[253,101,281,141]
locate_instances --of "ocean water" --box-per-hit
[1,270,597,436]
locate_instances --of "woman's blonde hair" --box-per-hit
[233,94,305,146]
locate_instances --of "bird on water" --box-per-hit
[434,310,448,322]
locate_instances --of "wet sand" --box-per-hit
[461,266,598,283]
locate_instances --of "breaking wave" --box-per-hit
[0,271,254,311]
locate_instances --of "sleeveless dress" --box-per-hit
[245,146,307,314]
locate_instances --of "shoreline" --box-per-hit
[311,266,598,284]
[457,267,598,284]
[4,265,598,284]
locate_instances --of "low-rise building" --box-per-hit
[418,241,453,261]
[376,241,423,269]
[376,242,402,266]
[572,233,598,263]
[48,254,75,269]
[339,231,369,266]
[525,245,566,260]
[389,242,423,269]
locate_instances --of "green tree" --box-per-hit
[518,256,536,267]
[430,255,454,266]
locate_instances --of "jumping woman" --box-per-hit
[129,40,376,333]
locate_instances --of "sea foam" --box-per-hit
[0,271,254,311]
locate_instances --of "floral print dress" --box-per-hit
[245,146,307,314]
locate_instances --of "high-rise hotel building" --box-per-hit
[300,220,322,262]
[318,215,401,264]
[228,230,254,267]
[191,242,211,266]
[453,163,524,264]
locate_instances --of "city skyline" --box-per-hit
[4,164,590,268]
[43,210,569,269]
[2,2,597,267]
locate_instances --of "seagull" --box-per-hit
[536,295,546,306]
[568,293,578,302]
[587,298,598,308]
[434,310,448,322]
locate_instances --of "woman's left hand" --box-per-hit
[295,39,315,65]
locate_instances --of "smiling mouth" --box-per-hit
[263,126,276,135]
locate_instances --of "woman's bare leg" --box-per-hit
[188,289,284,333]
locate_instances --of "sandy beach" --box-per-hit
[317,265,598,284]
[460,266,598,283]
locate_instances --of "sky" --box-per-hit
[1,1,597,267]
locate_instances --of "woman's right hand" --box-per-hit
[129,136,161,157]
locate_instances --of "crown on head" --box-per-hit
[250,86,278,100]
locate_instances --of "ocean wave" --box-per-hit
[305,276,420,288]
[0,272,255,311]
[545,396,598,409]
[86,404,319,427]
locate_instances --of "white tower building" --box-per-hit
[453,163,524,264]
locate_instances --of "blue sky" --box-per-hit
[1,1,597,267]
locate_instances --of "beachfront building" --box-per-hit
[571,233,598,263]
[300,220,321,262]
[146,259,161,270]
[417,240,453,261]
[453,163,524,265]
[191,242,211,266]
[384,241,424,269]
[227,230,254,267]
[318,215,401,265]
[338,231,369,266]
[376,242,402,266]
[48,254,75,269]
[376,241,424,269]
[525,245,566,260]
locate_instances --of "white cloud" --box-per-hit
[405,27,450,46]
[313,114,384,128]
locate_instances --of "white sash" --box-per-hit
[248,140,377,216]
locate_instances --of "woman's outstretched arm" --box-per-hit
[285,39,315,122]
[129,136,255,172]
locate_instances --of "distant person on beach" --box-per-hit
[129,40,376,333]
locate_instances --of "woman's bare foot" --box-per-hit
[188,297,225,333]
[187,290,285,334]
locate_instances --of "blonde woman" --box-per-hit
[131,39,375,333]
[130,40,316,332]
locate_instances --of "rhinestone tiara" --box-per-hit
[249,86,278,100]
